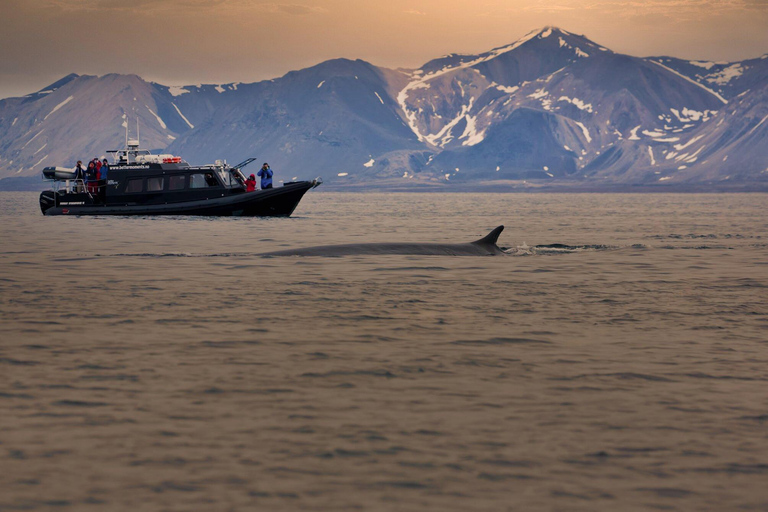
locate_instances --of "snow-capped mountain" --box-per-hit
[0,27,766,188]
[396,27,736,184]
[397,27,608,151]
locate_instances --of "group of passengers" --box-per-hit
[73,157,109,195]
[71,158,273,195]
[244,163,273,192]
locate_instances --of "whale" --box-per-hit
[260,226,507,257]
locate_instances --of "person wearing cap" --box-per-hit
[245,173,257,192]
[257,163,273,189]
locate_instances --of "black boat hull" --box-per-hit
[40,180,317,217]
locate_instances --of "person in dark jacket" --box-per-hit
[74,161,85,192]
[245,173,257,192]
[257,163,273,189]
[98,158,110,202]
[86,161,98,194]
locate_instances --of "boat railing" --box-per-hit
[42,175,110,203]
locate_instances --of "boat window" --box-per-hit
[190,173,219,189]
[125,179,143,193]
[147,177,164,192]
[169,175,186,190]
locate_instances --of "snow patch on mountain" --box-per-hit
[747,114,768,136]
[425,99,475,147]
[172,103,194,129]
[374,92,384,104]
[33,155,48,169]
[529,89,553,110]
[574,48,589,58]
[674,135,704,151]
[575,121,591,142]
[689,60,716,70]
[146,106,167,129]
[44,96,74,120]
[705,64,745,85]
[460,111,486,146]
[557,96,593,112]
[670,107,715,123]
[22,130,44,149]
[496,84,519,94]
[168,86,189,97]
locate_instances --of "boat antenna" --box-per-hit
[125,119,128,148]
[137,118,140,147]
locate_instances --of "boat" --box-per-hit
[39,139,321,216]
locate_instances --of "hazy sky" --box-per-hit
[1,0,767,99]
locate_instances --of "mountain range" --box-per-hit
[1,27,766,190]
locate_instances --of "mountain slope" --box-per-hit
[166,58,422,182]
[0,74,194,175]
[648,54,768,99]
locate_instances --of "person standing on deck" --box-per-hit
[257,163,273,190]
[74,161,85,192]
[245,173,257,192]
[98,158,110,201]
[85,161,98,194]
[99,158,109,181]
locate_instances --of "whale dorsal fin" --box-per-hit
[472,225,504,246]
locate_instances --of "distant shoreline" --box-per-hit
[4,176,767,194]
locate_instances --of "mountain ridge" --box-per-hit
[1,27,766,189]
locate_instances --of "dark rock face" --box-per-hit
[1,28,766,187]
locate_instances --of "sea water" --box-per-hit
[1,192,767,511]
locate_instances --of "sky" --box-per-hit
[1,0,767,99]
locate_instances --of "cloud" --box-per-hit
[40,0,327,15]
[257,3,328,15]
[403,8,426,15]
[518,0,767,19]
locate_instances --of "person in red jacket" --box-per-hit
[245,174,257,192]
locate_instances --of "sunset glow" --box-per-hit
[1,0,767,98]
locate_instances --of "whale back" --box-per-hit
[260,225,507,257]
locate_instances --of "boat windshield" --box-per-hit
[217,168,243,188]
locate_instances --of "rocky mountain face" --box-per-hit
[1,27,766,188]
